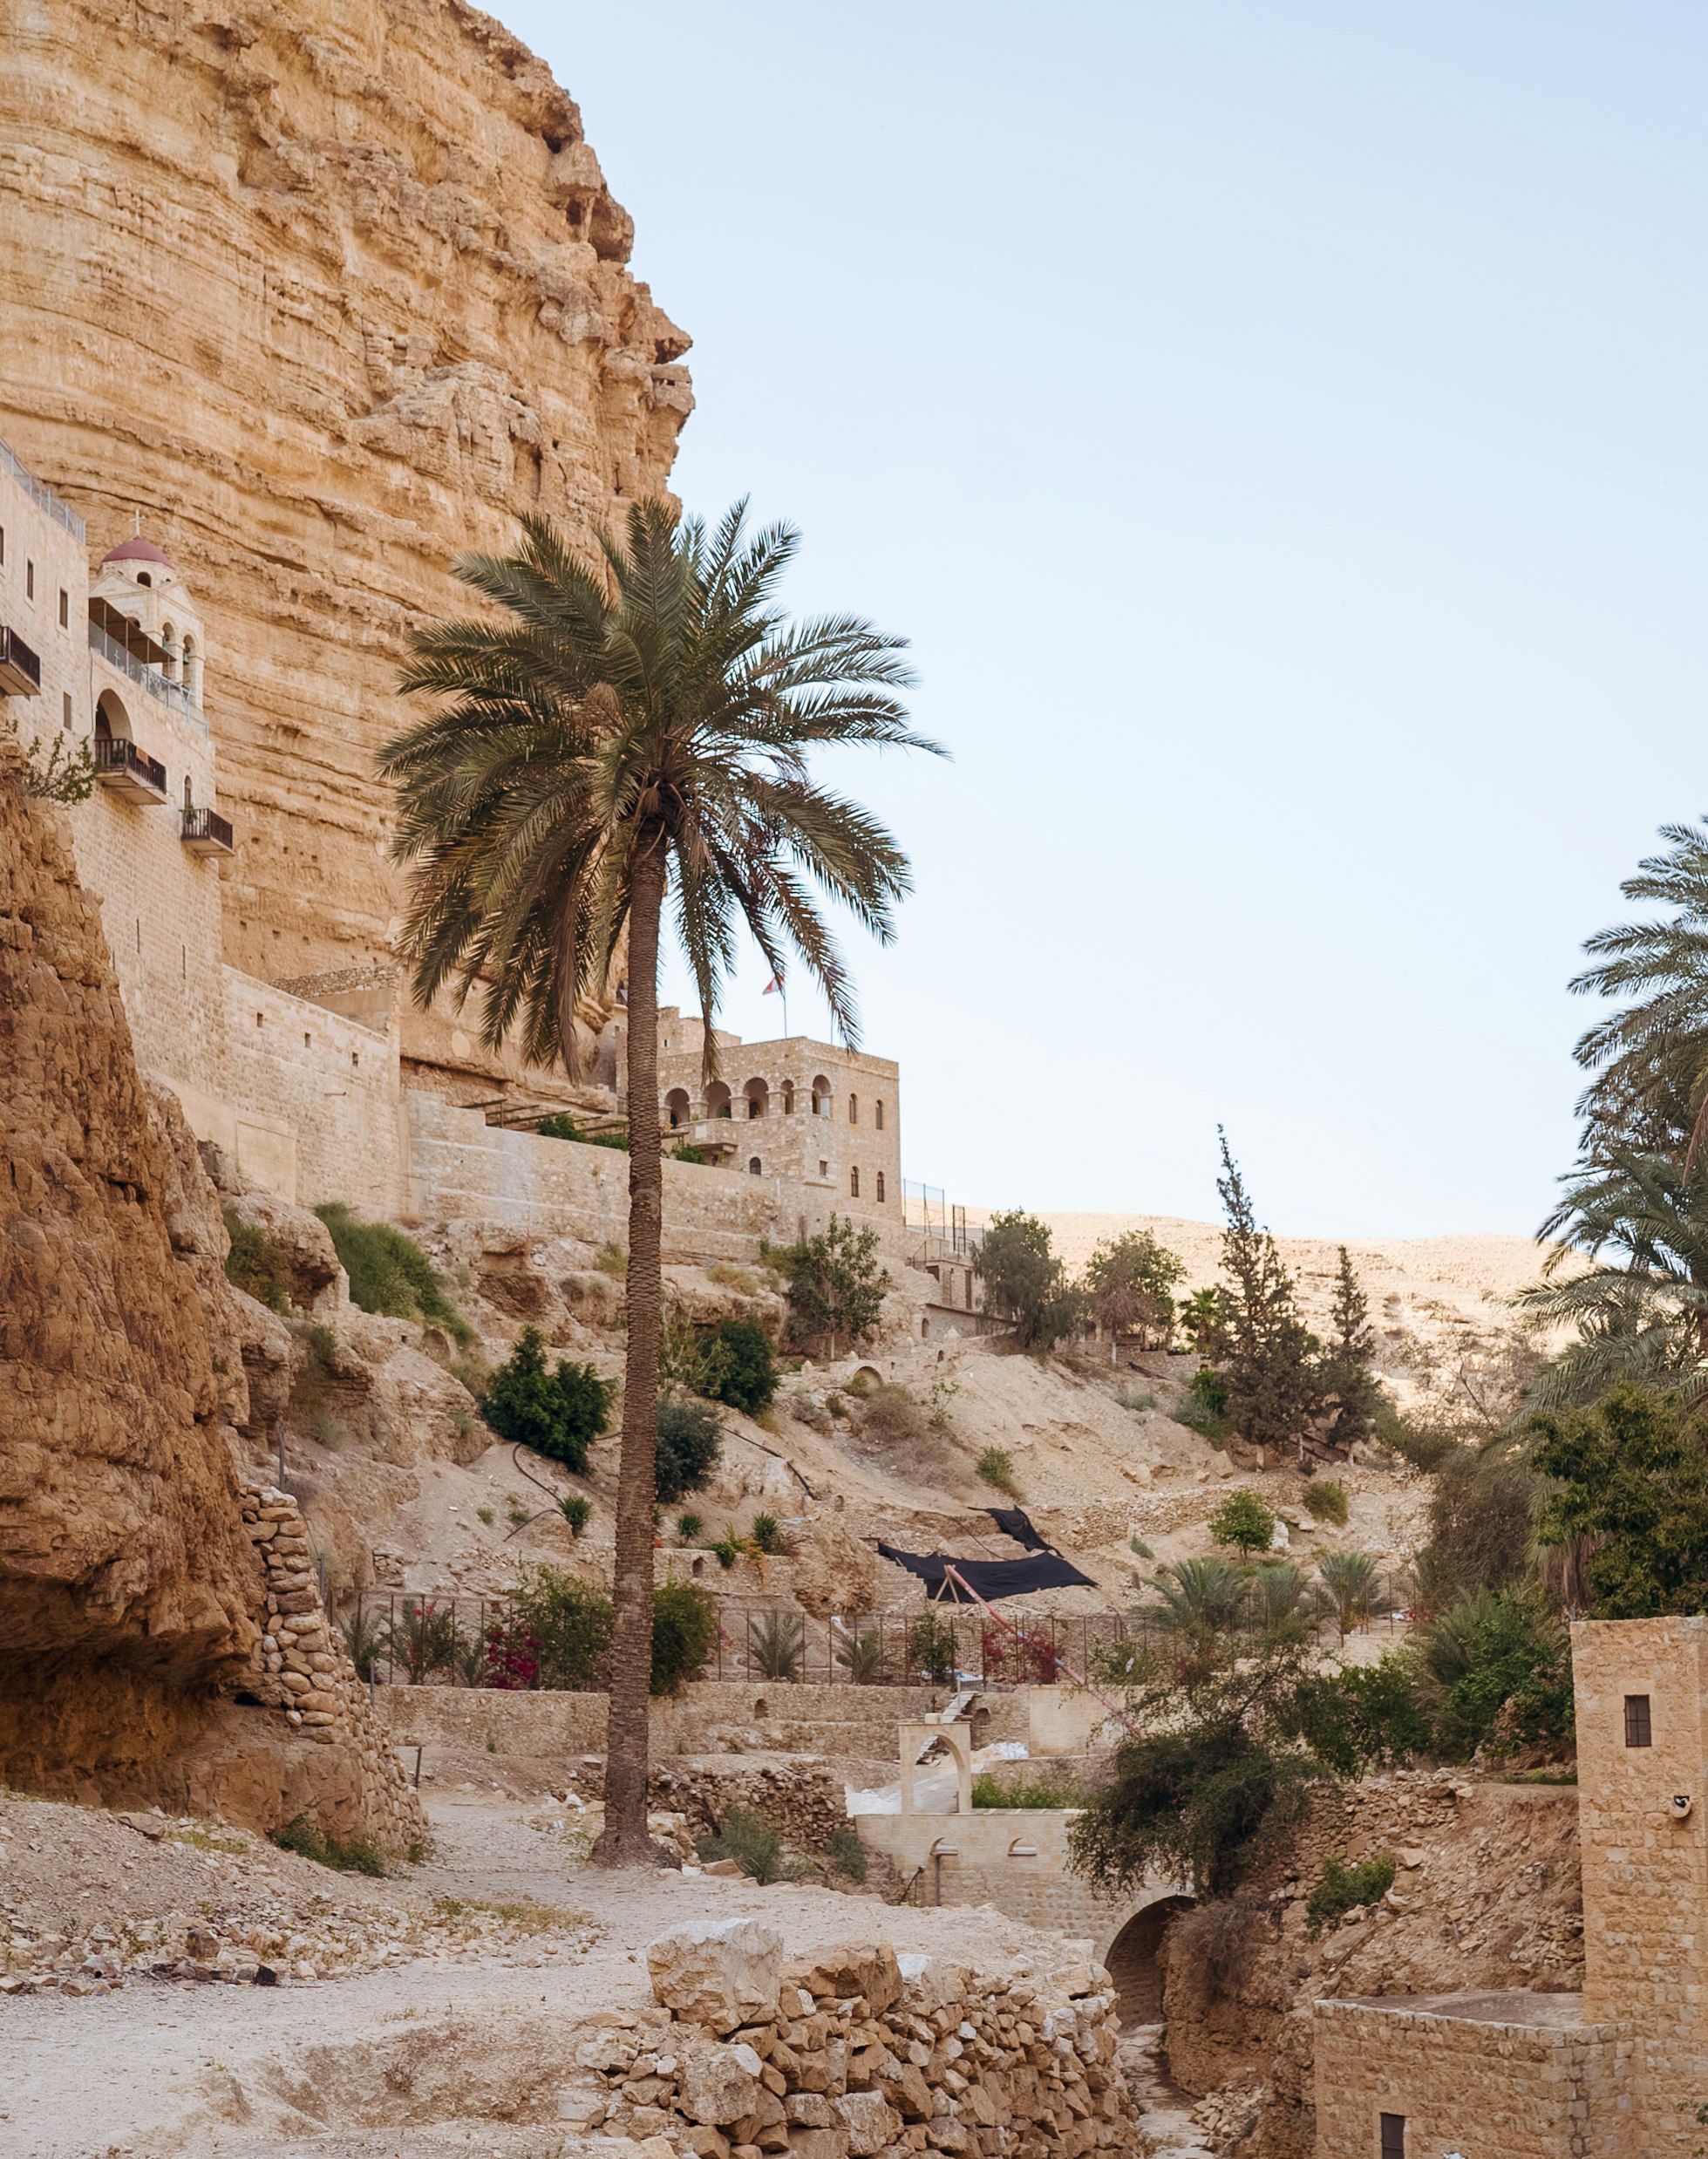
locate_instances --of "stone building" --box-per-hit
[0,431,922,1269]
[1314,1614,1708,2157]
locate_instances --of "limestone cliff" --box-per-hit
[0,734,262,1779]
[0,0,690,1050]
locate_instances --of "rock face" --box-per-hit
[0,741,422,1843]
[0,0,690,1017]
[0,739,262,1781]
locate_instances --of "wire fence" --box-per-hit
[342,1579,1418,1692]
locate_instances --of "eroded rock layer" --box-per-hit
[0,0,690,998]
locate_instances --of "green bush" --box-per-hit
[315,1202,473,1344]
[970,1766,1081,1808]
[1304,1480,1349,1526]
[834,1625,888,1683]
[536,1112,628,1151]
[1208,1489,1276,1554]
[223,1209,292,1313]
[827,1828,868,1882]
[1305,1853,1396,1933]
[558,1494,591,1537]
[748,1609,806,1679]
[1173,1367,1232,1440]
[480,1327,617,1472]
[1283,1658,1432,1776]
[272,1817,387,1876]
[677,1511,704,1543]
[975,1210,1083,1352]
[976,1446,1020,1496]
[651,1579,719,1695]
[699,1318,777,1414]
[749,1511,786,1555]
[655,1396,723,1504]
[1421,1591,1575,1760]
[511,1565,613,1690]
[766,1214,891,1355]
[1116,1386,1157,1413]
[697,1805,813,1884]
[908,1612,960,1686]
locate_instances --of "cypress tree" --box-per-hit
[1319,1245,1382,1448]
[1214,1131,1322,1453]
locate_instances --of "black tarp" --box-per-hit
[875,1543,1097,1603]
[982,1506,1053,1553]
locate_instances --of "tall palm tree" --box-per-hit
[381,501,938,1863]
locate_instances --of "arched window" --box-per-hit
[705,1080,732,1119]
[135,571,152,589]
[745,1078,768,1119]
[95,688,130,741]
[781,1080,796,1114]
[876,1172,886,1202]
[811,1074,832,1117]
[849,1167,860,1199]
[183,775,193,811]
[848,1093,858,1124]
[748,1157,762,1176]
[664,1087,691,1129]
[161,623,178,681]
[875,1100,885,1131]
[181,634,200,701]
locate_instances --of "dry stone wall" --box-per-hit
[559,1920,1139,2159]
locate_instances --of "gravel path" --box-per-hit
[2,1799,1084,2159]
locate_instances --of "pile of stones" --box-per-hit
[559,1917,1138,2159]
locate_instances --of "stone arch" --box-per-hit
[1103,1894,1195,2028]
[876,1172,886,1203]
[94,687,131,740]
[704,1080,732,1120]
[781,1080,796,1114]
[748,1157,762,1176]
[665,1087,691,1129]
[811,1074,832,1117]
[745,1077,768,1119]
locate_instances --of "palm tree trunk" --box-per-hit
[591,834,665,1865]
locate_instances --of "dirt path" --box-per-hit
[1,1799,1085,2159]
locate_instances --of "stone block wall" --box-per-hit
[1312,1992,1631,2159]
[240,1481,426,1850]
[567,1924,1139,2159]
[853,1810,1132,1952]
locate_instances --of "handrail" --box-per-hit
[88,618,204,727]
[0,623,43,691]
[0,434,85,541]
[94,735,167,793]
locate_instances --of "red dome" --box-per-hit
[101,535,173,568]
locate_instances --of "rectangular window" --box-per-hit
[1379,2116,1405,2159]
[875,1100,885,1130]
[0,525,6,565]
[62,691,71,731]
[58,588,68,629]
[25,559,35,601]
[1626,1694,1653,1747]
[848,1093,858,1123]
[850,1167,860,1199]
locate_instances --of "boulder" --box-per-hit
[648,1918,784,2033]
[834,2094,902,2157]
[791,1944,903,2015]
[678,2038,768,2125]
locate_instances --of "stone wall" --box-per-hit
[406,1086,910,1267]
[1312,1992,1630,2159]
[0,0,690,1042]
[240,1481,426,1849]
[568,1921,1139,2159]
[853,1809,1135,1956]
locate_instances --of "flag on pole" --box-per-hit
[762,977,782,994]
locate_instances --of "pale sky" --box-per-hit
[501,2,1708,1238]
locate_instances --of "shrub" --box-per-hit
[223,1209,292,1312]
[1160,1898,1262,2000]
[860,1382,936,1459]
[1173,1369,1232,1440]
[834,1625,888,1683]
[749,1511,786,1555]
[480,1328,617,1473]
[1303,1480,1349,1526]
[594,1241,627,1280]
[976,1447,1020,1497]
[536,1112,627,1151]
[272,1817,386,1876]
[826,1828,868,1882]
[338,1605,384,1683]
[709,1530,744,1570]
[970,1765,1081,1808]
[1208,1489,1276,1555]
[671,1141,714,1165]
[651,1579,719,1695]
[1305,1853,1396,1933]
[655,1395,723,1504]
[510,1566,612,1690]
[1317,1550,1382,1638]
[1415,1446,1537,1608]
[1284,1658,1432,1776]
[697,1806,813,1884]
[1420,1591,1575,1759]
[315,1203,473,1343]
[981,1623,1060,1683]
[705,1262,758,1293]
[384,1597,461,1683]
[1116,1386,1157,1413]
[559,1495,591,1537]
[677,1511,704,1543]
[748,1609,806,1679]
[908,1612,960,1686]
[477,1504,496,1526]
[1374,1400,1460,1472]
[699,1318,777,1414]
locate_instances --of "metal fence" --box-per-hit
[343,1579,1418,1692]
[0,432,85,541]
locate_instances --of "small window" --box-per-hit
[850,1167,860,1199]
[820,1159,828,1179]
[62,692,71,731]
[25,559,35,601]
[136,570,152,588]
[1626,1694,1653,1747]
[848,1093,858,1124]
[351,1051,360,1069]
[1379,2118,1405,2159]
[58,588,69,629]
[876,1172,886,1202]
[875,1099,884,1130]
[303,1032,311,1049]
[748,1157,761,1176]
[255,1011,264,1027]
[0,525,6,564]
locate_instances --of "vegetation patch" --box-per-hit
[315,1203,473,1343]
[271,1818,387,1876]
[222,1209,293,1313]
[976,1446,1021,1497]
[655,1395,723,1504]
[970,1766,1081,1808]
[1305,1853,1396,1933]
[479,1326,616,1473]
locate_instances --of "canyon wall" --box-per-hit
[0,0,689,1052]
